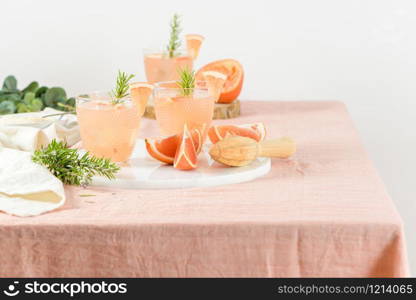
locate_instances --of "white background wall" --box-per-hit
[1,0,415,275]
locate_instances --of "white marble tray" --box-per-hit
[91,139,271,189]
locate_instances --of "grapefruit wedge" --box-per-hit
[145,134,179,164]
[145,127,204,165]
[190,126,203,154]
[208,122,266,144]
[185,34,204,60]
[202,71,227,102]
[174,125,197,170]
[196,59,244,103]
[130,82,153,116]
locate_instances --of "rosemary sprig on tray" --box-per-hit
[177,68,195,96]
[110,70,135,104]
[32,139,120,186]
[166,14,182,58]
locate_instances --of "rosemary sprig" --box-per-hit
[32,139,120,186]
[176,68,195,96]
[110,70,135,104]
[166,14,182,58]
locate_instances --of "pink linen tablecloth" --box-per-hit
[0,101,409,277]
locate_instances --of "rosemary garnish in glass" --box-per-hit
[177,68,195,96]
[166,14,182,58]
[110,70,135,104]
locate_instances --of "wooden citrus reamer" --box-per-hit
[209,136,296,167]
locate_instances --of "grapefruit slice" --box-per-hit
[185,34,204,60]
[145,127,204,164]
[130,82,153,116]
[145,134,179,164]
[195,59,244,103]
[190,126,203,154]
[174,125,197,170]
[202,71,227,102]
[208,122,266,144]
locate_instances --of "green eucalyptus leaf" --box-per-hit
[0,101,16,114]
[23,92,36,104]
[30,98,43,112]
[0,93,21,103]
[66,97,75,107]
[44,87,66,107]
[35,86,48,98]
[2,75,18,92]
[54,97,66,110]
[0,94,10,101]
[22,81,39,94]
[17,103,30,113]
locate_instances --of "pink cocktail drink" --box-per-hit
[154,82,214,140]
[76,92,141,162]
[143,51,193,83]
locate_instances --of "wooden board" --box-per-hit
[143,99,240,120]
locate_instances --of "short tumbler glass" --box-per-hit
[76,92,141,162]
[153,81,215,141]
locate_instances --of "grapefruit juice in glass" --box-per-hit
[143,50,193,83]
[154,81,214,140]
[143,14,204,83]
[76,92,141,162]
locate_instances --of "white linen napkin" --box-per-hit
[0,108,79,151]
[0,108,77,216]
[0,147,65,217]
